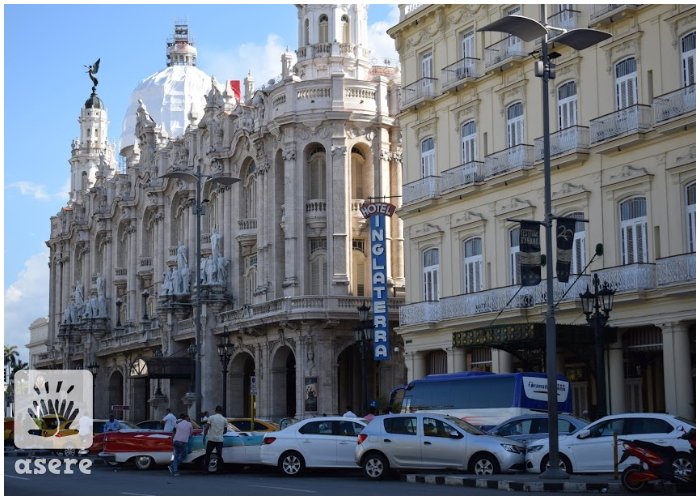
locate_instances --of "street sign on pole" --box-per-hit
[250,375,257,395]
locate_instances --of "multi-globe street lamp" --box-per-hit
[579,273,616,418]
[217,332,236,415]
[161,163,239,420]
[478,7,610,479]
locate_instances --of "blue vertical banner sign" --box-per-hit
[360,201,396,361]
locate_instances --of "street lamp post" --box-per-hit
[354,302,372,413]
[579,273,615,418]
[478,7,610,479]
[186,343,197,393]
[217,333,235,415]
[161,163,239,420]
[87,363,99,416]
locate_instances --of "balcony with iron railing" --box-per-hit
[534,125,590,163]
[484,144,534,178]
[589,4,641,25]
[653,85,696,124]
[439,161,485,194]
[400,258,695,327]
[483,37,528,70]
[402,175,440,206]
[589,104,654,147]
[400,77,438,109]
[441,57,481,90]
[219,295,404,329]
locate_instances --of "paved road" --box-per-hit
[4,456,610,496]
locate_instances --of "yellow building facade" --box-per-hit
[389,4,695,420]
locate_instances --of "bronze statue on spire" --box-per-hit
[85,58,100,91]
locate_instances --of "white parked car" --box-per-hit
[260,416,367,476]
[525,412,695,474]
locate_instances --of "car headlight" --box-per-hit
[501,443,521,454]
[526,445,543,453]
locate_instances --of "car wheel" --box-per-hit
[133,455,154,470]
[362,453,389,480]
[279,451,305,476]
[469,452,500,475]
[539,453,572,474]
[672,453,694,477]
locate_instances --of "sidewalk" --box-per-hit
[402,471,688,494]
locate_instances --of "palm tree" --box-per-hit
[4,345,19,369]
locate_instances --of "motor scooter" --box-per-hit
[619,428,695,492]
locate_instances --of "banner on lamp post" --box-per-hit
[361,201,395,361]
[519,220,542,287]
[555,217,578,283]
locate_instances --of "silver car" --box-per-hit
[488,414,588,446]
[355,413,525,479]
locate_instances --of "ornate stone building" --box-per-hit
[389,4,694,420]
[38,5,406,422]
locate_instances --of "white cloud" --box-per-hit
[4,249,51,362]
[367,5,401,66]
[7,180,68,202]
[201,33,291,90]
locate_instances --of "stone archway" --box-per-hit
[271,345,296,418]
[229,351,255,418]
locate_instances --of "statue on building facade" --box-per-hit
[176,242,190,294]
[85,58,100,91]
[161,269,174,296]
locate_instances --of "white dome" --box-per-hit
[119,65,217,152]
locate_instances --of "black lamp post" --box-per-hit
[579,273,615,418]
[161,164,239,419]
[354,301,372,413]
[478,7,610,479]
[217,333,235,415]
[115,298,123,327]
[87,363,99,416]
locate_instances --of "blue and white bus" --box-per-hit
[390,372,571,428]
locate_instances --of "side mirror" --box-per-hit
[450,430,462,439]
[577,429,591,439]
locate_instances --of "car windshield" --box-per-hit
[443,415,484,435]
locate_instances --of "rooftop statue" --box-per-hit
[85,58,100,91]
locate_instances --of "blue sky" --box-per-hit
[4,2,400,359]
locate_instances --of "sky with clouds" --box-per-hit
[4,3,400,361]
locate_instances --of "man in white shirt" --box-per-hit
[169,414,194,477]
[203,405,227,473]
[162,408,177,433]
[342,406,357,418]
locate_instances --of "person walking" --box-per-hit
[203,405,227,473]
[103,414,120,432]
[168,414,193,477]
[342,406,357,418]
[162,408,177,433]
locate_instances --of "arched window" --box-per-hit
[304,19,310,45]
[686,182,696,253]
[307,146,326,200]
[615,57,638,109]
[341,15,350,44]
[557,81,577,129]
[351,148,366,200]
[319,14,329,44]
[422,248,440,301]
[509,227,521,285]
[620,197,648,264]
[681,31,696,86]
[421,137,435,177]
[310,253,328,295]
[506,102,524,147]
[463,237,483,293]
[242,161,257,219]
[461,121,477,163]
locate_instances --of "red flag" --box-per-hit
[229,80,241,101]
